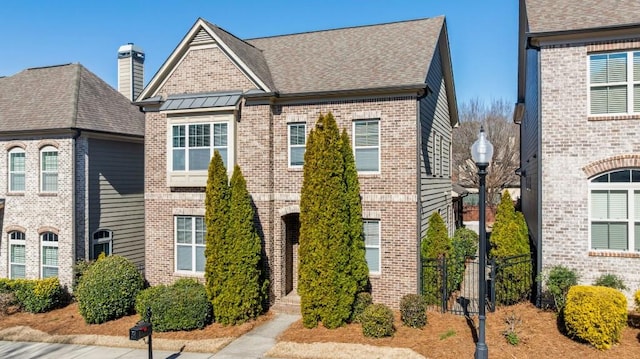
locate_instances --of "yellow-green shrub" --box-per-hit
[564,285,627,350]
[634,289,640,312]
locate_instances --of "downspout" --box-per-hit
[71,129,81,268]
[416,86,429,294]
[535,47,543,307]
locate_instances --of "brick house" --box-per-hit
[136,17,458,308]
[0,63,145,288]
[516,0,640,305]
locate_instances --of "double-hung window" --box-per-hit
[590,169,640,252]
[288,123,306,167]
[363,219,381,274]
[8,148,25,192]
[40,146,58,193]
[41,232,58,278]
[92,230,113,259]
[175,216,205,273]
[589,51,640,114]
[9,231,26,279]
[353,119,380,173]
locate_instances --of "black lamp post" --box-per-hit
[471,126,493,359]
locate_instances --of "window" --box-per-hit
[589,51,640,114]
[9,231,25,279]
[8,148,25,192]
[288,123,306,167]
[41,232,58,278]
[40,146,58,192]
[590,169,640,252]
[172,122,228,171]
[353,120,380,172]
[363,220,381,274]
[92,230,113,259]
[175,216,205,273]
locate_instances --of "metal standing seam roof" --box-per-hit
[159,92,242,111]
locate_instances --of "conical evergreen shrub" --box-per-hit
[420,211,451,305]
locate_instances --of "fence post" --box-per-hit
[441,256,447,313]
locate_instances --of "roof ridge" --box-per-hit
[70,64,82,128]
[26,63,73,71]
[246,16,442,41]
[201,19,263,52]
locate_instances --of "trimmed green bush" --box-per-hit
[540,265,579,312]
[453,227,478,259]
[13,278,64,313]
[76,255,144,324]
[564,285,627,350]
[350,292,372,323]
[448,228,478,295]
[135,279,212,332]
[400,294,427,328]
[593,274,628,291]
[421,212,451,305]
[361,303,395,338]
[72,259,95,293]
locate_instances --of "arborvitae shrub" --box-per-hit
[76,255,144,324]
[350,292,372,323]
[136,279,212,332]
[541,265,579,312]
[421,212,451,305]
[361,303,395,338]
[400,294,427,328]
[593,274,628,291]
[564,285,627,350]
[13,278,65,313]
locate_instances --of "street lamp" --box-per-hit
[470,126,493,359]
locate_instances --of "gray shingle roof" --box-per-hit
[525,0,640,34]
[0,63,144,136]
[244,17,444,94]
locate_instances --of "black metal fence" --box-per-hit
[421,252,534,315]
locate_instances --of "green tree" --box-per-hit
[204,151,230,308]
[299,113,365,329]
[420,211,451,305]
[489,190,532,305]
[212,165,268,325]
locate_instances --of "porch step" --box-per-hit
[271,294,301,315]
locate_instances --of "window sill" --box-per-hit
[174,271,205,277]
[358,172,381,178]
[588,251,640,258]
[368,272,382,279]
[38,192,58,197]
[588,114,640,121]
[6,192,24,196]
[287,166,303,172]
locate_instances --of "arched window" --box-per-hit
[9,231,26,278]
[40,145,58,193]
[590,169,640,252]
[92,229,113,259]
[8,147,25,192]
[41,232,59,278]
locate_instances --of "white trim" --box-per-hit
[40,145,58,193]
[352,119,381,174]
[588,50,640,115]
[8,147,25,193]
[174,215,206,275]
[40,232,59,278]
[364,219,381,275]
[8,231,26,279]
[288,122,306,168]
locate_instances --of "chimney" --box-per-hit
[117,43,145,101]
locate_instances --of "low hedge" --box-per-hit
[634,289,640,312]
[361,303,395,338]
[0,278,65,313]
[135,279,212,332]
[564,285,627,350]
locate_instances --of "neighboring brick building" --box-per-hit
[0,64,145,288]
[516,0,640,306]
[137,17,458,308]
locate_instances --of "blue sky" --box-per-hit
[0,0,518,106]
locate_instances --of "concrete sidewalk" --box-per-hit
[0,312,301,359]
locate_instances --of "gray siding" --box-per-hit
[520,48,540,252]
[88,138,144,270]
[419,44,454,240]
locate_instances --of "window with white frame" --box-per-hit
[92,230,113,259]
[353,119,380,172]
[9,231,26,279]
[589,51,640,114]
[41,232,58,278]
[175,216,205,273]
[40,146,58,193]
[288,123,306,167]
[363,219,381,274]
[8,147,25,192]
[590,169,640,252]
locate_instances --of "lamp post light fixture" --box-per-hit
[470,126,493,359]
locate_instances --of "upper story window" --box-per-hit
[175,216,205,274]
[288,123,306,168]
[8,147,25,192]
[41,232,59,278]
[353,119,380,173]
[590,169,640,252]
[589,51,640,115]
[40,146,58,193]
[167,113,235,187]
[9,231,26,279]
[92,229,113,259]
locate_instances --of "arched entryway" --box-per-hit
[282,213,300,295]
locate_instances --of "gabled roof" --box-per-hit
[140,17,451,99]
[0,63,144,136]
[524,0,640,35]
